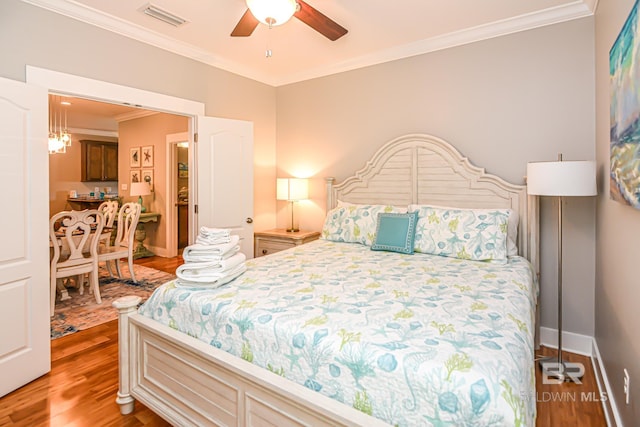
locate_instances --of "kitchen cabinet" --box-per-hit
[81,140,118,182]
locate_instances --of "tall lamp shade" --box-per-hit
[277,178,308,232]
[526,160,597,197]
[526,155,596,382]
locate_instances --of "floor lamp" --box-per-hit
[527,154,596,382]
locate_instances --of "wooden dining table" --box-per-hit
[49,226,113,301]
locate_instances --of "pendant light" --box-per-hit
[48,95,72,155]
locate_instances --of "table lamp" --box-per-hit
[527,154,596,382]
[277,178,308,232]
[130,182,151,213]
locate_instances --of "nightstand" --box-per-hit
[254,229,320,258]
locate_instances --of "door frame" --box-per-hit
[26,66,204,258]
[165,132,190,257]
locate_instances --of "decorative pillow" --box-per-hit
[371,211,419,254]
[321,204,406,246]
[411,206,510,261]
[409,204,518,257]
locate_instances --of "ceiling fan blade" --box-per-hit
[294,0,348,41]
[231,9,259,37]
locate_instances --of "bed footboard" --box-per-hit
[113,296,389,427]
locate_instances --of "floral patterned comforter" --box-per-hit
[140,239,538,426]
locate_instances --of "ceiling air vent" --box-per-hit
[141,4,187,27]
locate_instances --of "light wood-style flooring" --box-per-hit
[0,256,607,426]
[534,346,607,426]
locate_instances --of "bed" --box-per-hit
[114,133,540,426]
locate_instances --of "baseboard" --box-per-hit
[538,327,593,356]
[592,339,624,427]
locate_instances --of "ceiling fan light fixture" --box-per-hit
[246,0,297,27]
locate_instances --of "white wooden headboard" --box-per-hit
[325,133,539,270]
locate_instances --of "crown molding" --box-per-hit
[22,0,594,87]
[114,109,158,122]
[583,0,599,14]
[274,1,595,86]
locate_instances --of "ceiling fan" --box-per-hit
[231,0,348,41]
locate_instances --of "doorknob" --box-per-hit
[246,217,253,223]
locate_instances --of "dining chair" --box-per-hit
[98,200,119,229]
[49,209,104,317]
[98,202,142,283]
[97,200,119,248]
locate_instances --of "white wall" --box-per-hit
[276,18,597,339]
[595,0,640,424]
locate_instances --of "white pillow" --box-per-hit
[409,204,518,257]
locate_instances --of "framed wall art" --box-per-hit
[610,0,640,209]
[142,145,154,167]
[130,147,141,168]
[130,169,141,186]
[142,169,154,191]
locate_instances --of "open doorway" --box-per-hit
[29,65,204,260]
[177,144,189,250]
[31,66,254,261]
[166,132,190,257]
[45,96,191,342]
[46,94,189,331]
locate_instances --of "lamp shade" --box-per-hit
[130,182,151,197]
[246,0,296,26]
[276,178,308,201]
[527,160,597,196]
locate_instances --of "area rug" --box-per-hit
[50,264,176,339]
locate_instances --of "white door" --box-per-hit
[195,116,254,258]
[0,77,50,397]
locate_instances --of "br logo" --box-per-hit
[541,361,585,384]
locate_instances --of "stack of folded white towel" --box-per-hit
[176,227,247,288]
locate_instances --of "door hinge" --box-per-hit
[194,204,198,214]
[194,132,198,143]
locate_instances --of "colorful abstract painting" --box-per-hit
[610,0,640,209]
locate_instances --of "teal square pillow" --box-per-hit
[371,211,419,254]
